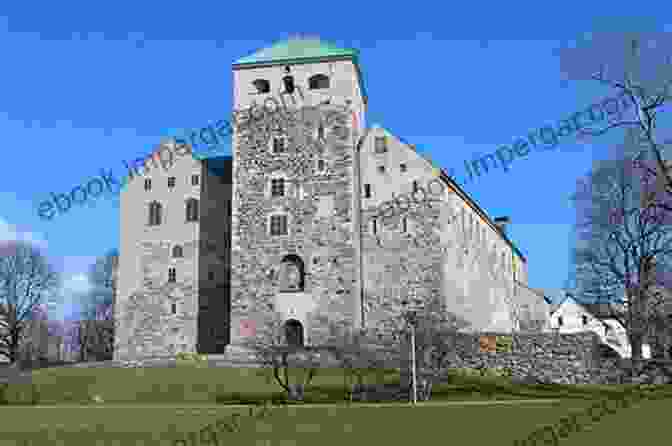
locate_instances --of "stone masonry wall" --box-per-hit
[230,103,359,346]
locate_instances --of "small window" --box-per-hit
[282,75,295,94]
[252,79,270,94]
[364,184,371,198]
[582,315,588,325]
[313,256,320,265]
[317,159,326,171]
[191,175,200,186]
[400,163,407,172]
[371,218,378,235]
[317,123,326,141]
[272,137,286,153]
[271,178,285,197]
[377,165,385,174]
[168,268,176,283]
[412,180,418,193]
[186,198,199,222]
[148,201,162,226]
[168,177,176,188]
[208,271,215,281]
[144,178,152,191]
[375,136,387,154]
[172,245,183,258]
[171,303,177,314]
[402,217,408,233]
[270,215,288,236]
[558,316,563,327]
[308,74,330,90]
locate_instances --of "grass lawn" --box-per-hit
[0,399,595,446]
[2,367,670,445]
[6,366,650,405]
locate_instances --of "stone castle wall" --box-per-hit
[230,104,361,346]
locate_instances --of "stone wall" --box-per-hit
[351,330,613,385]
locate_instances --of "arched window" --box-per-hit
[186,198,199,222]
[308,74,330,90]
[172,245,183,258]
[280,254,305,292]
[284,319,304,346]
[252,79,270,94]
[148,201,162,226]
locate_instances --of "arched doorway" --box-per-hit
[284,319,304,347]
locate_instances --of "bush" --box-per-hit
[215,391,287,405]
[175,352,207,367]
[0,383,40,405]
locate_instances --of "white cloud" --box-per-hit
[0,217,47,248]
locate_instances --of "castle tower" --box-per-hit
[229,37,367,347]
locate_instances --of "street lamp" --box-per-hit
[401,283,421,405]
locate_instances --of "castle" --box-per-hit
[114,38,547,360]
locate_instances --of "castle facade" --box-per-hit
[114,38,544,360]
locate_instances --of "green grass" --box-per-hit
[2,366,656,405]
[9,366,398,405]
[0,400,595,445]
[1,366,670,445]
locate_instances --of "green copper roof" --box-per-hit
[233,37,368,103]
[234,38,359,66]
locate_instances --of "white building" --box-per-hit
[547,294,651,359]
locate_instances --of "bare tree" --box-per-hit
[242,314,321,401]
[0,241,59,365]
[559,32,672,215]
[390,287,472,401]
[77,250,117,361]
[570,155,672,365]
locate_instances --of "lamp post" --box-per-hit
[401,283,421,405]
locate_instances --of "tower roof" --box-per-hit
[233,37,359,66]
[233,37,367,103]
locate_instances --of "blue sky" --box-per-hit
[1,4,670,320]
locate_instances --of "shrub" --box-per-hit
[175,352,207,367]
[215,391,286,405]
[0,383,40,405]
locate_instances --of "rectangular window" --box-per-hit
[171,303,177,314]
[168,177,176,188]
[208,271,215,281]
[191,175,200,186]
[317,159,326,171]
[372,218,378,235]
[144,179,152,191]
[400,163,407,172]
[227,200,232,217]
[378,165,385,174]
[273,137,286,153]
[168,268,176,283]
[402,217,407,233]
[364,184,371,198]
[271,178,285,197]
[374,136,387,153]
[582,315,588,325]
[558,316,563,327]
[412,180,418,193]
[270,215,288,236]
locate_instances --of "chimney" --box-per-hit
[494,216,511,235]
